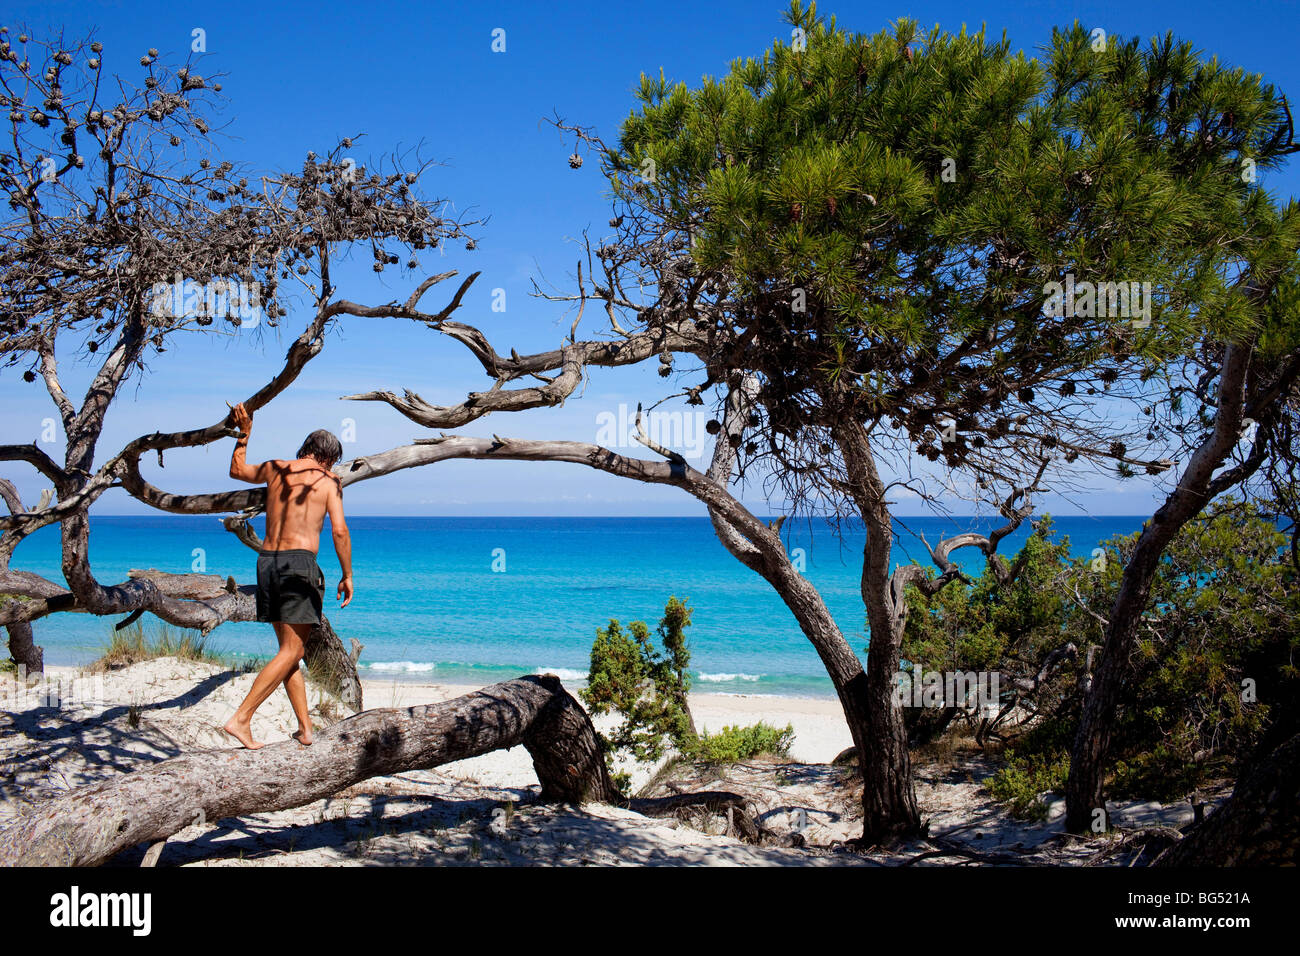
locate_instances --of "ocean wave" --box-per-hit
[365,661,437,674]
[530,666,588,681]
[697,672,763,683]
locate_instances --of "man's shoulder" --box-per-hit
[307,463,343,492]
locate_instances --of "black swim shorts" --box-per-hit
[255,549,325,625]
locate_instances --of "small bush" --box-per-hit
[681,721,795,763]
[986,749,1070,821]
[583,596,696,767]
[1111,745,1215,802]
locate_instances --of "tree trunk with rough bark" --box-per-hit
[304,614,363,712]
[1154,732,1300,866]
[1,478,45,674]
[6,621,42,674]
[1065,343,1252,833]
[760,560,914,843]
[0,673,617,866]
[696,377,916,842]
[837,419,923,844]
[859,615,921,843]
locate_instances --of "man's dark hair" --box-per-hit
[297,429,343,468]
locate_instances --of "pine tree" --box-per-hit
[583,1,1300,840]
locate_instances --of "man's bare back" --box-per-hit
[261,458,343,553]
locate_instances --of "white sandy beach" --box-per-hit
[0,659,1215,866]
[363,676,854,792]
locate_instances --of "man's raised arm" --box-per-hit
[328,478,353,608]
[228,402,269,484]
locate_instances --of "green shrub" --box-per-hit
[904,499,1299,803]
[681,721,795,763]
[582,596,697,768]
[902,517,1081,697]
[986,749,1070,821]
[1111,745,1210,802]
[582,599,800,776]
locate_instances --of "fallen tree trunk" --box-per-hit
[628,791,775,845]
[0,673,618,866]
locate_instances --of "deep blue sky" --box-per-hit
[3,0,1297,516]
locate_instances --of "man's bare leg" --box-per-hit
[222,622,307,749]
[283,644,313,745]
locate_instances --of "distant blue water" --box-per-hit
[12,515,1143,699]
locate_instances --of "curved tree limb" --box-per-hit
[0,566,253,632]
[0,443,69,486]
[341,321,700,430]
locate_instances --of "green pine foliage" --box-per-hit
[902,500,1299,814]
[606,0,1299,395]
[582,597,797,781]
[582,596,697,765]
[903,516,1082,678]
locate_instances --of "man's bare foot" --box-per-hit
[292,728,313,746]
[222,716,264,750]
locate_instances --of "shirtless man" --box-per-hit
[221,401,353,749]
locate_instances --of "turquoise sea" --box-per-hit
[12,515,1144,699]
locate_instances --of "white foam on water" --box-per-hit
[366,661,438,674]
[530,666,588,681]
